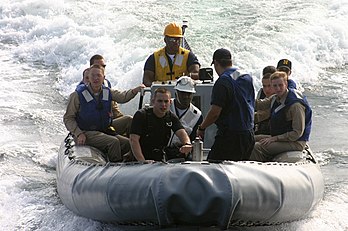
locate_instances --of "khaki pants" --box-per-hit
[250,135,306,162]
[112,115,132,137]
[84,131,130,162]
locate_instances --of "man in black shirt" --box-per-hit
[130,88,193,162]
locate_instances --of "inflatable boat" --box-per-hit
[57,78,324,229]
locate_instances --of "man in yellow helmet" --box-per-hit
[142,22,201,87]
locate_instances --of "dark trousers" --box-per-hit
[207,129,255,161]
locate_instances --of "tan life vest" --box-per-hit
[153,47,190,81]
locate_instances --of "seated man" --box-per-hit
[129,88,193,162]
[276,59,297,89]
[90,54,133,137]
[63,64,144,162]
[250,71,312,162]
[142,22,200,87]
[256,65,276,99]
[254,67,276,136]
[80,68,90,85]
[166,76,203,159]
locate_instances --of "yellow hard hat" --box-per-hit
[163,23,183,38]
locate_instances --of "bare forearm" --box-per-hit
[200,105,221,129]
[176,129,191,144]
[143,70,155,87]
[130,135,146,161]
[188,64,200,80]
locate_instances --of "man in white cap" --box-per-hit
[166,76,203,156]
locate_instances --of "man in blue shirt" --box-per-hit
[197,48,255,161]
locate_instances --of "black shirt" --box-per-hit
[131,107,183,160]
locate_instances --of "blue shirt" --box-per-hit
[212,68,255,132]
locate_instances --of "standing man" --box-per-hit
[90,54,132,137]
[197,48,255,161]
[129,88,193,162]
[249,71,312,162]
[142,22,200,87]
[64,64,144,162]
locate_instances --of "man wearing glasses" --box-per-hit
[64,64,144,162]
[142,22,201,87]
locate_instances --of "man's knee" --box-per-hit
[249,142,265,161]
[108,137,122,162]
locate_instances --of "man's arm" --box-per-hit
[196,104,222,139]
[175,128,191,144]
[63,92,87,144]
[187,51,200,80]
[111,86,143,103]
[254,109,270,123]
[187,64,200,80]
[190,115,203,141]
[63,92,83,137]
[129,134,146,161]
[143,70,155,87]
[255,96,272,111]
[142,55,156,87]
[175,128,193,155]
[200,105,221,129]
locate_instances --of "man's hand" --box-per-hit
[179,144,193,156]
[259,136,277,146]
[76,133,86,145]
[196,129,205,140]
[132,84,146,94]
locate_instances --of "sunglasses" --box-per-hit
[166,37,181,43]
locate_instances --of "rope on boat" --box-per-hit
[64,132,76,160]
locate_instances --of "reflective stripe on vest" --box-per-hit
[168,102,201,146]
[76,85,112,131]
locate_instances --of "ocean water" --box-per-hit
[0,0,348,230]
